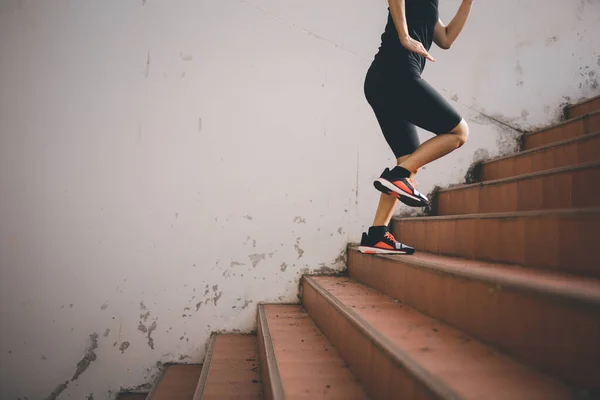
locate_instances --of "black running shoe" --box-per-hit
[374,168,429,207]
[358,227,415,255]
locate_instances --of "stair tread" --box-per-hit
[524,110,600,137]
[481,131,600,166]
[395,207,600,221]
[261,304,369,399]
[148,365,203,400]
[305,276,573,400]
[347,247,600,305]
[441,160,600,192]
[195,334,262,400]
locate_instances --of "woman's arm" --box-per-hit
[434,0,473,50]
[389,0,436,61]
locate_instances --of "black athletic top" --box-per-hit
[374,0,439,77]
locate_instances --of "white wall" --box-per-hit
[1,0,598,398]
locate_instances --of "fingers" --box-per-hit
[424,51,436,62]
[415,45,436,62]
[415,41,436,62]
[404,38,436,62]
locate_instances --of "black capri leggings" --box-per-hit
[364,62,463,159]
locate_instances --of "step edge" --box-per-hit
[393,207,600,222]
[192,334,217,400]
[481,130,600,166]
[567,94,600,110]
[347,247,600,307]
[257,304,285,400]
[440,160,600,193]
[303,275,463,400]
[524,110,600,137]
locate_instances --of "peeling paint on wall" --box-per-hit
[294,238,304,259]
[119,342,130,354]
[249,253,266,267]
[72,333,99,381]
[45,381,69,400]
[138,322,148,334]
[211,285,223,306]
[146,321,157,350]
[145,52,150,78]
[180,52,193,61]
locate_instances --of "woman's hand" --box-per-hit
[400,35,436,62]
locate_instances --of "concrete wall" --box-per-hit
[1,0,598,398]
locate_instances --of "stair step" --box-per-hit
[568,95,600,119]
[480,131,600,181]
[193,334,262,400]
[523,110,600,150]
[302,276,573,399]
[147,365,203,400]
[435,161,600,215]
[391,208,600,277]
[347,248,600,388]
[257,304,368,400]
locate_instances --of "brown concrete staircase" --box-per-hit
[119,95,600,399]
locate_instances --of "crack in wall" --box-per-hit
[236,0,368,62]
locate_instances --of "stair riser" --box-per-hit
[302,282,438,400]
[347,250,600,389]
[392,212,600,277]
[481,133,600,181]
[524,112,600,150]
[436,166,600,215]
[568,97,600,119]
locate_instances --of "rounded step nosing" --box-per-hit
[257,305,285,400]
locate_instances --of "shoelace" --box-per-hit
[384,232,397,242]
[408,177,419,188]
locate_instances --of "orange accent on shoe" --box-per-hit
[392,180,413,195]
[363,249,376,254]
[374,241,394,250]
[384,232,397,242]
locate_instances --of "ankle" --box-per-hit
[368,225,388,236]
[391,165,412,178]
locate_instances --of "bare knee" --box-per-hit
[451,120,469,147]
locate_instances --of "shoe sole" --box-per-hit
[374,178,429,206]
[358,246,414,255]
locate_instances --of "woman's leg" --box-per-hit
[398,77,469,174]
[399,120,469,174]
[372,154,410,226]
